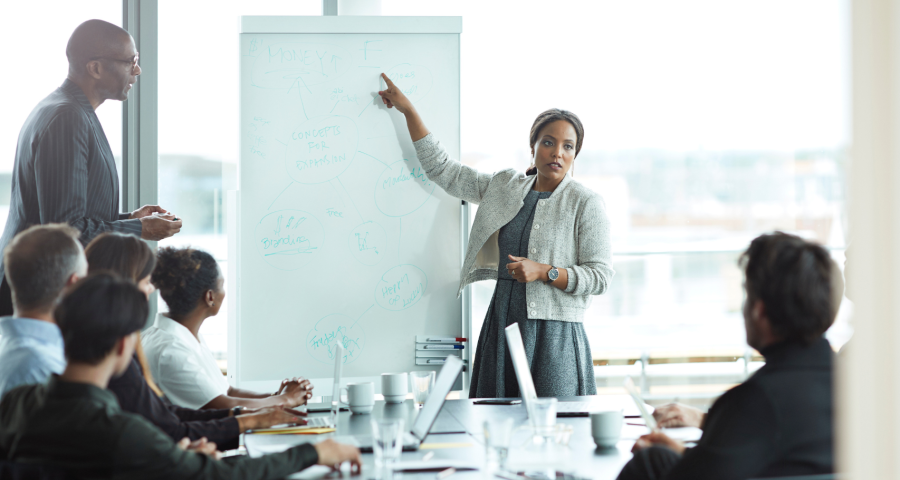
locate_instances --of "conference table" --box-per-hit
[243,395,700,480]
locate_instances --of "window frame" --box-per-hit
[122,0,159,324]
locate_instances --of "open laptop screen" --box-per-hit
[410,355,464,441]
[330,343,343,412]
[504,323,538,421]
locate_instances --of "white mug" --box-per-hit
[341,382,375,414]
[591,410,624,448]
[381,373,409,404]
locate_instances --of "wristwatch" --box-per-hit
[232,406,243,417]
[546,266,559,284]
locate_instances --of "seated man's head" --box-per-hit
[85,232,156,298]
[54,273,148,377]
[3,224,87,317]
[740,232,843,350]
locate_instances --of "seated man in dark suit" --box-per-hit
[618,232,841,480]
[0,273,360,479]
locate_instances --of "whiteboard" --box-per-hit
[229,17,465,394]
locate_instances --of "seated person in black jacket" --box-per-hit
[86,233,305,450]
[618,232,842,480]
[0,273,361,479]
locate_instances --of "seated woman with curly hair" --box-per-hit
[142,246,314,411]
[86,233,307,450]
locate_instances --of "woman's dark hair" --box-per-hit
[55,272,148,365]
[152,247,220,319]
[84,232,164,396]
[85,232,156,282]
[526,108,585,175]
[739,232,843,344]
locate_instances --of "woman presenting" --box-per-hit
[378,74,614,398]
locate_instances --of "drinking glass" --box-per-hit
[371,417,405,470]
[483,418,515,470]
[530,398,558,443]
[409,371,435,408]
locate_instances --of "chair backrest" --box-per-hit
[0,461,69,480]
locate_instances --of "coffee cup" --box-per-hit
[341,382,375,414]
[381,372,409,404]
[591,410,624,448]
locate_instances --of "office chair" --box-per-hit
[0,461,68,480]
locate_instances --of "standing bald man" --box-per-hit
[0,19,182,316]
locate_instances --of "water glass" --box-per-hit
[409,371,435,408]
[483,418,515,470]
[530,398,558,442]
[371,417,405,469]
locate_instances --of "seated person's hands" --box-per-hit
[653,403,705,428]
[632,431,686,455]
[314,439,362,473]
[236,405,308,432]
[277,377,314,407]
[177,437,221,460]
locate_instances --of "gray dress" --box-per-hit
[469,189,598,398]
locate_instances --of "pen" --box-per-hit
[437,467,456,480]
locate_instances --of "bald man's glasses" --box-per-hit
[91,54,139,73]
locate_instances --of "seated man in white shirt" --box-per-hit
[143,246,313,410]
[0,224,87,398]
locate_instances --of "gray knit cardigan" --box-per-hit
[414,133,614,323]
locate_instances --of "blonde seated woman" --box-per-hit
[142,246,313,410]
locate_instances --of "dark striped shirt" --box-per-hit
[0,79,142,278]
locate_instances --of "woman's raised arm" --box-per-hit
[377,73,493,205]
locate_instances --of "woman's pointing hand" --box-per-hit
[378,73,415,116]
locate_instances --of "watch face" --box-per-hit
[549,268,559,281]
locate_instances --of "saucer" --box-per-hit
[350,404,374,414]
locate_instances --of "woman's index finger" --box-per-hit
[380,72,396,88]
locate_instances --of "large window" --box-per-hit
[157,0,851,406]
[381,0,850,406]
[0,2,124,226]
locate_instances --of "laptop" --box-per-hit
[503,323,596,418]
[305,343,349,413]
[623,376,658,431]
[354,355,464,453]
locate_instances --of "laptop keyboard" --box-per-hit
[306,416,332,427]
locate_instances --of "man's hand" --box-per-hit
[129,204,169,219]
[140,215,182,241]
[632,432,686,455]
[176,437,221,459]
[279,378,314,407]
[653,403,706,429]
[506,255,549,283]
[236,405,307,432]
[314,439,362,473]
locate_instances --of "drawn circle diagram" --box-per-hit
[385,64,433,103]
[251,43,352,89]
[285,115,358,184]
[348,221,387,266]
[254,209,324,270]
[374,160,436,217]
[375,264,428,311]
[306,314,365,365]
